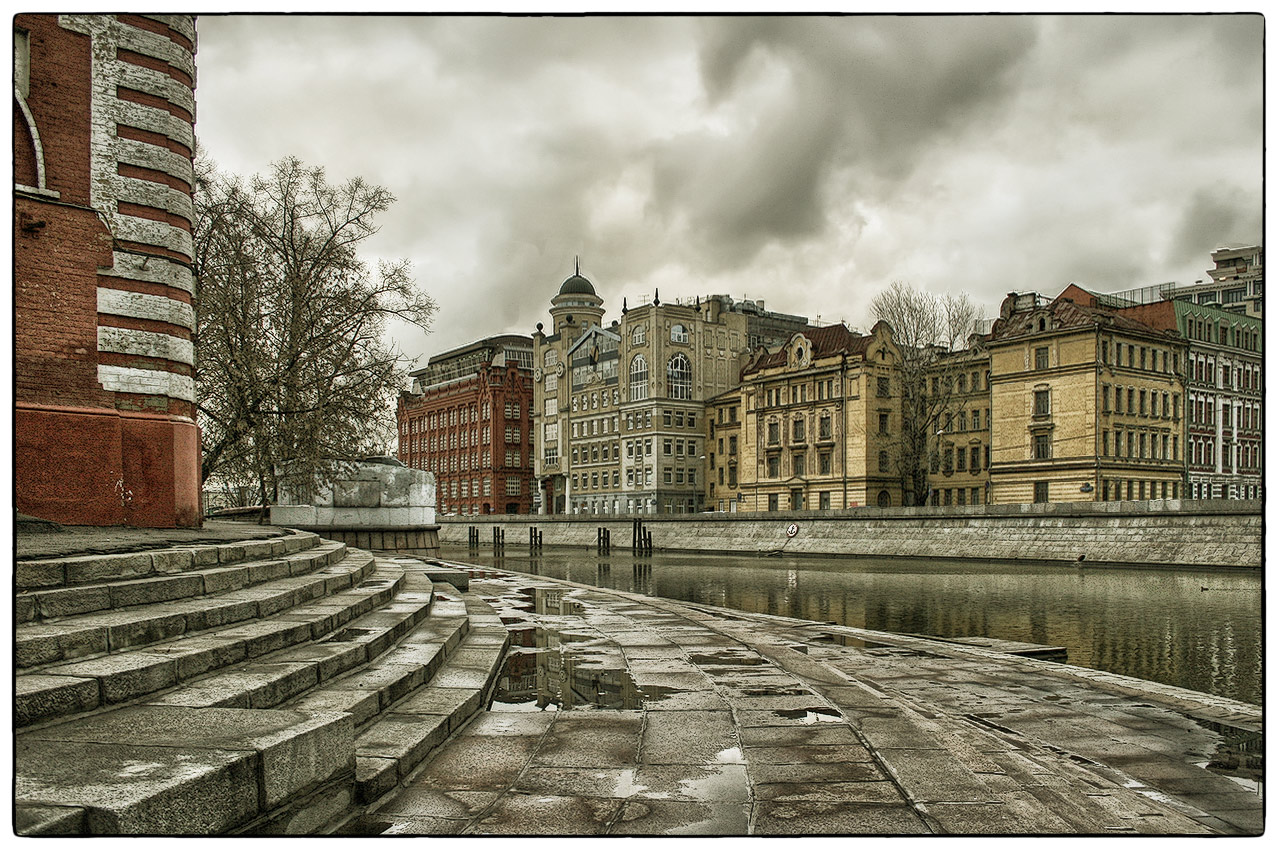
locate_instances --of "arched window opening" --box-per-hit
[668,353,691,400]
[630,354,649,401]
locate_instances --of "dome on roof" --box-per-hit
[558,273,597,297]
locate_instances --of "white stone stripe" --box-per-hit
[117,138,194,187]
[99,251,194,294]
[98,326,194,366]
[98,288,195,330]
[98,364,195,402]
[113,214,194,258]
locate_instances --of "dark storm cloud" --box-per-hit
[194,14,1262,363]
[649,17,1039,269]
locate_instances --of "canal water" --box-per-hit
[442,544,1262,707]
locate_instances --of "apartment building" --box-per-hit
[396,334,535,515]
[988,289,1187,504]
[925,344,993,506]
[720,321,905,511]
[531,267,808,515]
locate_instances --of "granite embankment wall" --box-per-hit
[438,500,1263,570]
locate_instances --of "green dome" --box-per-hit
[558,273,597,297]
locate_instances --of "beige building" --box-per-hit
[987,290,1186,504]
[925,344,993,506]
[531,267,808,515]
[718,321,906,512]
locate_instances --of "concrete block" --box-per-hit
[109,574,204,609]
[48,652,178,705]
[355,756,400,804]
[356,713,451,780]
[65,552,155,585]
[151,549,195,574]
[15,674,101,726]
[36,585,113,619]
[14,803,88,836]
[105,611,189,651]
[200,566,251,595]
[19,705,354,832]
[17,560,66,589]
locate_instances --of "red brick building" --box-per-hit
[14,15,202,526]
[397,335,535,515]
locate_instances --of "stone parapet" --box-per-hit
[438,500,1262,569]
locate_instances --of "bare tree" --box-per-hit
[871,280,978,505]
[193,156,435,513]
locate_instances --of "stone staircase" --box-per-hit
[14,529,509,835]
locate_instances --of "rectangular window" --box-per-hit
[970,446,980,472]
[1033,433,1051,460]
[793,453,806,476]
[728,466,737,487]
[877,377,890,398]
[1034,481,1049,503]
[767,455,780,478]
[819,414,832,439]
[1033,389,1050,417]
[768,493,779,511]
[767,422,780,444]
[729,435,738,455]
[793,418,806,442]
[878,412,889,435]
[819,452,831,475]
[819,491,831,510]
[1035,347,1049,370]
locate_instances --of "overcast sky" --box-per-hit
[194,13,1263,368]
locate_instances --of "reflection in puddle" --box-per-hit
[812,633,889,649]
[773,707,843,724]
[1192,718,1263,795]
[488,586,682,712]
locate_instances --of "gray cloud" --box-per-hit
[194,14,1262,366]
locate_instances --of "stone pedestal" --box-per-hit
[271,461,439,556]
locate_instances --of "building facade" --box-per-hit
[925,344,993,506]
[15,14,202,526]
[987,289,1187,505]
[532,268,809,515]
[396,334,535,515]
[710,322,906,512]
[1101,297,1263,501]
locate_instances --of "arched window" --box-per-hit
[671,324,688,343]
[632,325,646,345]
[668,353,691,400]
[630,354,649,401]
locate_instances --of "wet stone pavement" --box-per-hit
[350,569,1263,836]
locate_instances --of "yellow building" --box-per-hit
[730,321,905,511]
[987,290,1186,504]
[705,388,745,512]
[924,344,993,506]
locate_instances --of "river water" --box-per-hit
[442,544,1262,707]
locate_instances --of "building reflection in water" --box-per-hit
[490,587,648,711]
[453,547,1261,707]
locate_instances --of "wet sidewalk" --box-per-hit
[351,568,1263,836]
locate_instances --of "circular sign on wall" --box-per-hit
[786,523,799,538]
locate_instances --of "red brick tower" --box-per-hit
[14,14,202,526]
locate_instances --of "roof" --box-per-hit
[742,324,873,375]
[557,273,597,297]
[991,293,1173,341]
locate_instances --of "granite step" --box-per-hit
[15,561,397,728]
[15,703,356,835]
[149,581,435,712]
[15,529,325,591]
[16,539,350,624]
[15,549,375,669]
[352,592,511,805]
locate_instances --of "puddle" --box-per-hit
[323,627,375,642]
[740,686,813,697]
[1192,718,1263,795]
[812,633,889,649]
[688,652,767,666]
[773,707,843,724]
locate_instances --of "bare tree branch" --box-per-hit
[193,156,437,508]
